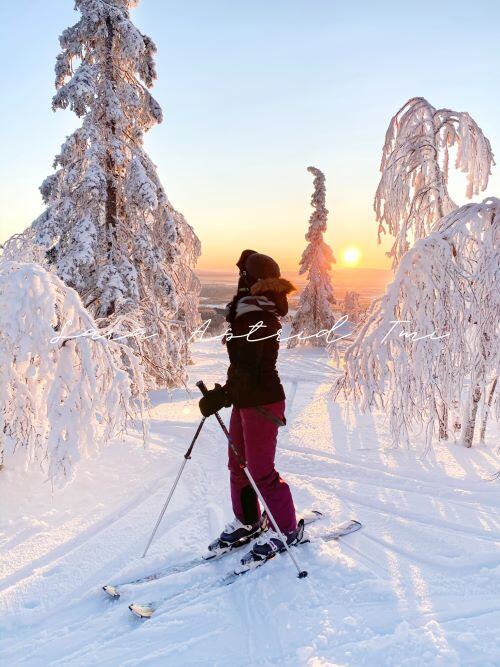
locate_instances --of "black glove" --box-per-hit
[199,383,231,417]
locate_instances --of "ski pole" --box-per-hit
[142,416,207,558]
[196,380,308,579]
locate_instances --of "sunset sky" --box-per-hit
[1,1,500,272]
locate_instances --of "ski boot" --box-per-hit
[234,519,305,574]
[203,514,268,561]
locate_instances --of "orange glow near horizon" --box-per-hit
[195,232,392,275]
[189,200,394,274]
[1,186,394,277]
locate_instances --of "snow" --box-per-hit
[1,339,499,665]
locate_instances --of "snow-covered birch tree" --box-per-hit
[375,97,494,269]
[0,262,147,485]
[288,167,336,348]
[15,0,200,388]
[335,197,500,450]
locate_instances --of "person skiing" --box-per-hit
[199,250,300,565]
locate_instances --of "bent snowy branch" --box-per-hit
[0,262,147,486]
[337,197,500,450]
[375,97,494,268]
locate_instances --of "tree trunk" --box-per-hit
[451,399,462,433]
[463,385,481,448]
[104,14,118,317]
[480,377,497,443]
[431,111,446,222]
[437,400,448,440]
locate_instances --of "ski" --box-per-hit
[128,518,362,619]
[103,509,324,599]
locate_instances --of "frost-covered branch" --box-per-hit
[375,97,494,268]
[0,262,147,485]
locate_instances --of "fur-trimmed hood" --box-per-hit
[250,277,296,296]
[244,276,296,317]
[226,277,296,324]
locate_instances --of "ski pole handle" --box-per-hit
[196,380,208,395]
[197,380,241,463]
[197,379,233,440]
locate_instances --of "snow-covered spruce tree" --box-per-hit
[288,167,336,348]
[335,197,500,450]
[27,0,200,388]
[343,291,362,323]
[375,97,494,269]
[0,262,146,485]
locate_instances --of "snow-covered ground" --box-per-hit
[1,340,499,666]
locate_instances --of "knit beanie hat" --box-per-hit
[245,253,281,280]
[236,249,258,271]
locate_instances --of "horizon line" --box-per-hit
[195,266,392,274]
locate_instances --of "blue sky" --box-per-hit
[1,0,499,270]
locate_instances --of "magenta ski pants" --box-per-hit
[228,400,297,534]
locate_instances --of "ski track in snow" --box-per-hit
[1,340,499,666]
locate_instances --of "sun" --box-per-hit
[341,246,362,267]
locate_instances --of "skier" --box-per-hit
[199,250,301,564]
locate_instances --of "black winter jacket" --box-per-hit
[223,277,295,408]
